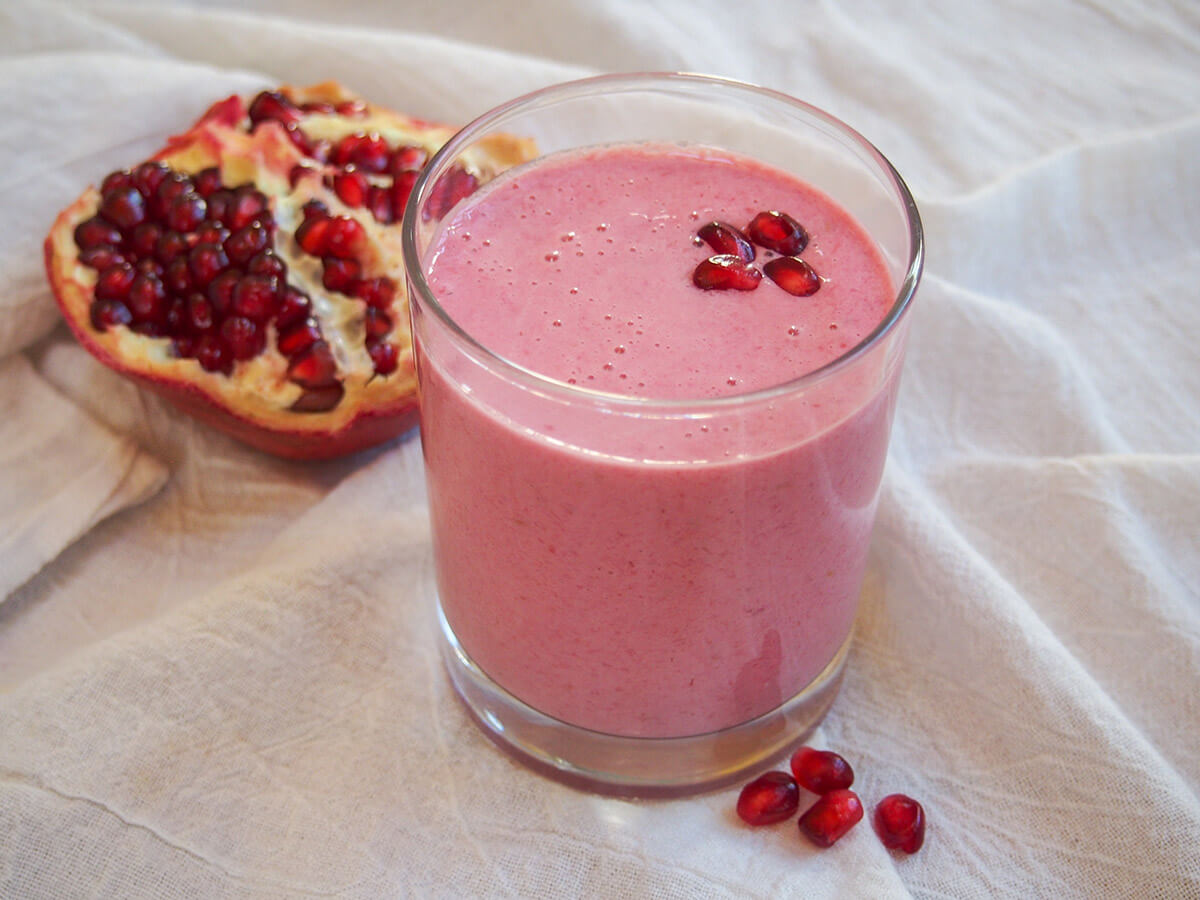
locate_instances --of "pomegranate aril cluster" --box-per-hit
[734,746,926,855]
[692,211,820,297]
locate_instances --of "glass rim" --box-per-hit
[401,71,924,411]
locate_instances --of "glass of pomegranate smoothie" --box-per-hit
[402,73,922,795]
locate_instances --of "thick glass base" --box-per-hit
[437,601,850,798]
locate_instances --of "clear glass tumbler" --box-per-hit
[402,72,922,796]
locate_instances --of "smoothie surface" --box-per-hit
[425,142,894,399]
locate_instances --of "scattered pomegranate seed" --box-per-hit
[692,254,762,291]
[95,263,136,301]
[764,257,821,297]
[75,217,122,251]
[745,210,809,256]
[873,794,926,854]
[352,277,395,308]
[288,340,339,388]
[364,307,392,339]
[790,747,855,794]
[295,217,332,255]
[798,789,864,848]
[301,199,329,221]
[697,221,755,262]
[366,337,398,375]
[322,257,360,293]
[99,186,147,231]
[324,216,368,259]
[333,168,369,208]
[736,771,800,826]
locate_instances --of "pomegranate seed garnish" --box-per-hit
[697,221,755,262]
[366,337,399,375]
[246,250,285,280]
[391,170,419,221]
[207,269,240,314]
[790,747,855,794]
[232,274,279,320]
[225,222,269,265]
[275,287,311,330]
[193,166,222,198]
[746,210,809,256]
[736,771,800,826]
[692,255,762,292]
[324,216,367,259]
[90,299,132,331]
[763,257,821,297]
[798,789,864,848]
[79,245,126,272]
[277,318,322,357]
[220,316,263,360]
[295,217,331,255]
[99,186,147,231]
[873,794,926,854]
[194,334,232,374]
[364,307,392,339]
[333,168,368,207]
[247,90,301,126]
[322,257,360,292]
[131,161,168,199]
[166,192,207,232]
[74,217,122,251]
[188,242,229,288]
[288,340,339,388]
[94,263,136,301]
[127,274,167,321]
[353,277,395,308]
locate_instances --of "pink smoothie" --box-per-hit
[418,143,901,738]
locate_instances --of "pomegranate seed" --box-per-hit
[364,306,392,339]
[165,192,206,232]
[224,221,269,265]
[367,337,398,375]
[136,258,163,278]
[289,163,318,187]
[874,794,926,854]
[246,250,286,280]
[227,187,269,230]
[333,168,368,207]
[301,199,329,221]
[220,316,263,360]
[322,257,360,293]
[194,334,231,373]
[277,318,321,357]
[736,771,800,826]
[193,167,222,198]
[367,185,393,224]
[232,274,279,320]
[207,269,240,314]
[275,287,311,330]
[95,262,136,300]
[165,297,188,332]
[291,383,345,412]
[335,99,368,118]
[99,186,147,231]
[790,747,854,794]
[172,334,196,358]
[127,274,166,321]
[764,257,821,297]
[746,210,809,256]
[692,255,762,291]
[352,277,395,308]
[165,257,193,295]
[287,340,339,388]
[187,293,215,332]
[295,217,331,255]
[90,298,132,331]
[194,222,230,247]
[74,217,122,251]
[131,320,166,338]
[301,101,336,115]
[336,132,390,174]
[425,165,477,220]
[153,172,194,215]
[391,170,419,221]
[206,190,233,225]
[155,230,189,264]
[79,245,126,272]
[188,242,229,288]
[798,789,864,848]
[697,221,755,262]
[100,170,133,194]
[281,122,317,158]
[131,161,168,198]
[324,216,367,259]
[248,90,301,126]
[130,222,162,258]
[390,145,428,174]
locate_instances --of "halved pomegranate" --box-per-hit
[45,82,536,459]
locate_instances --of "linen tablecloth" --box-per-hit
[2,1,1198,896]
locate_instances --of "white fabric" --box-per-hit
[1,0,1198,896]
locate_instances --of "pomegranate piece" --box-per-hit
[736,771,800,826]
[745,210,809,256]
[798,789,864,848]
[763,256,821,297]
[873,794,926,854]
[790,747,854,794]
[697,221,755,262]
[692,254,762,292]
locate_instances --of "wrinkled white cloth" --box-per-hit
[1,1,1198,897]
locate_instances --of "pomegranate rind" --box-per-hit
[44,83,536,459]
